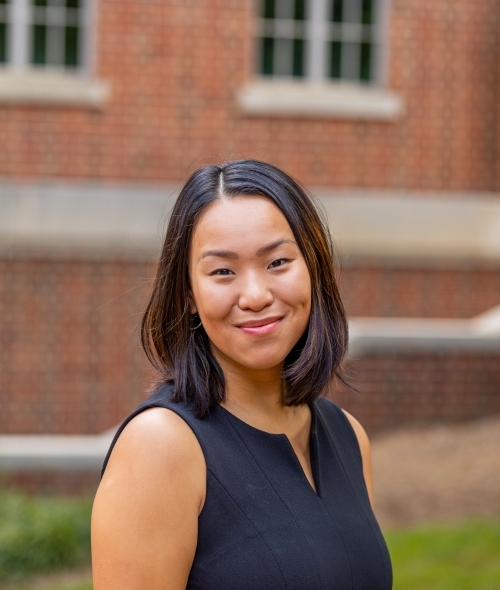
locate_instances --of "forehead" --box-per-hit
[191,196,295,252]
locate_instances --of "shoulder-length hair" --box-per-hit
[141,159,348,417]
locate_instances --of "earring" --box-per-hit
[190,313,202,330]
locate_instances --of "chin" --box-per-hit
[210,340,291,373]
[235,353,287,373]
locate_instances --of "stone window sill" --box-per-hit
[237,79,404,121]
[0,69,111,107]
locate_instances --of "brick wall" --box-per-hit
[1,253,498,436]
[0,256,150,435]
[334,352,500,434]
[341,260,500,318]
[1,0,500,190]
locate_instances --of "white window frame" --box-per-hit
[0,0,109,107]
[238,0,403,120]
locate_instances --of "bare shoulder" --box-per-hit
[92,407,206,590]
[96,406,207,514]
[341,409,374,507]
[103,407,205,487]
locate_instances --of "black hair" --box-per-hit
[141,159,348,417]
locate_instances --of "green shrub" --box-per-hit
[0,488,92,580]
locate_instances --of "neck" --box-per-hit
[222,358,284,410]
[214,350,307,433]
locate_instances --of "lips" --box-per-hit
[236,316,283,336]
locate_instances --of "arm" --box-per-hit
[91,407,206,590]
[341,410,374,508]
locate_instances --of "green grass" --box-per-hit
[0,488,92,582]
[386,520,500,590]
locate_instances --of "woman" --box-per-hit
[92,159,393,589]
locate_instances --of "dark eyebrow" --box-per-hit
[256,238,296,256]
[198,239,296,263]
[198,249,239,262]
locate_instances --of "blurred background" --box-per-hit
[0,0,499,588]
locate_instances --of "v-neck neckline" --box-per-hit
[217,402,320,497]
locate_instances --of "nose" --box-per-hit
[238,270,274,311]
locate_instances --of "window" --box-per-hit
[239,0,402,119]
[0,0,88,71]
[257,0,381,84]
[0,1,7,64]
[0,0,109,106]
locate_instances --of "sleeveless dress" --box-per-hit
[101,384,393,590]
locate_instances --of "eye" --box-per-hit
[268,258,289,269]
[210,268,234,276]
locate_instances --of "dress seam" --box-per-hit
[220,410,325,590]
[188,569,210,590]
[206,467,290,590]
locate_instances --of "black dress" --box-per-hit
[102,384,393,589]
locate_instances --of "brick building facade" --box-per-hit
[1,0,500,188]
[0,0,500,447]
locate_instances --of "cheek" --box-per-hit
[192,278,235,322]
[278,266,312,313]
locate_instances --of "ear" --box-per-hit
[189,292,197,315]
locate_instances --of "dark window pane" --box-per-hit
[261,37,274,75]
[66,0,80,7]
[65,25,78,66]
[332,0,343,22]
[262,0,275,19]
[294,0,305,20]
[34,0,47,6]
[32,24,46,64]
[0,23,6,63]
[360,42,371,80]
[293,38,304,76]
[329,41,341,78]
[362,0,373,25]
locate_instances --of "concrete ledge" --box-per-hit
[0,180,179,258]
[315,189,500,261]
[0,432,115,471]
[349,305,500,356]
[237,79,404,120]
[0,69,111,107]
[1,182,500,261]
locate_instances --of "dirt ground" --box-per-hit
[3,566,92,590]
[371,414,500,529]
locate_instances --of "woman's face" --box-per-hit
[189,195,312,375]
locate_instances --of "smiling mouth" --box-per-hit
[237,317,283,336]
